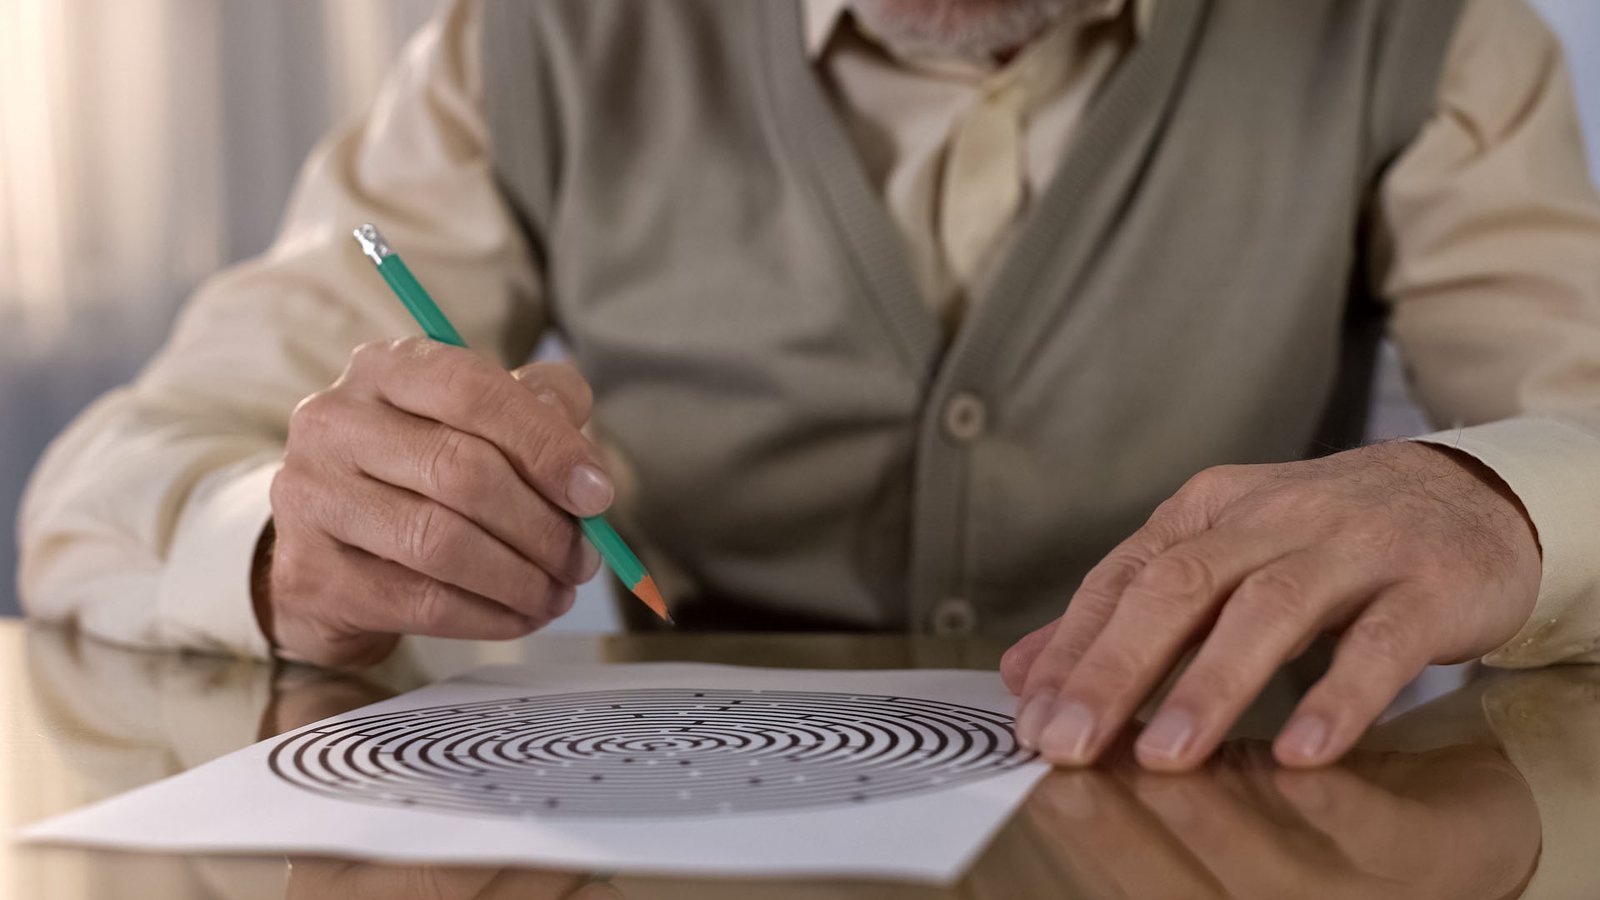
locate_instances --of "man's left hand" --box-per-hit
[1001,442,1542,770]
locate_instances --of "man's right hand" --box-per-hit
[259,337,609,667]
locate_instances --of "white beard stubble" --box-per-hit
[849,0,1093,60]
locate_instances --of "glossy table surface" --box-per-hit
[3,619,1594,899]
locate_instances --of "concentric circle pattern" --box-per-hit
[269,688,1035,819]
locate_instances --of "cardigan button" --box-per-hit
[932,597,978,637]
[943,393,987,442]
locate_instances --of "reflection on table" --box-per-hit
[5,621,1597,899]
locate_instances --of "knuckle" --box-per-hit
[532,363,595,421]
[1028,627,1096,687]
[1233,568,1311,626]
[1147,492,1190,523]
[269,463,323,527]
[408,342,483,407]
[388,334,432,358]
[410,578,454,631]
[348,339,391,371]
[405,504,457,568]
[562,366,594,416]
[516,570,557,616]
[532,513,582,577]
[520,415,585,477]
[1078,555,1142,601]
[264,532,318,607]
[516,361,588,392]
[420,429,482,502]
[513,509,576,574]
[1345,615,1418,668]
[1179,465,1236,500]
[1342,514,1398,550]
[467,379,522,430]
[1073,644,1142,694]
[268,469,302,518]
[433,352,477,403]
[1136,551,1215,604]
[288,390,340,440]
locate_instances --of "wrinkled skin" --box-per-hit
[1003,442,1542,770]
[261,337,608,668]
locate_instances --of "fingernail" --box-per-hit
[1136,708,1196,763]
[1038,701,1097,764]
[1278,714,1330,763]
[1013,694,1058,749]
[566,465,614,516]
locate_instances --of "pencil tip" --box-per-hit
[634,576,674,626]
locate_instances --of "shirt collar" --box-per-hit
[800,0,1157,60]
[803,0,851,57]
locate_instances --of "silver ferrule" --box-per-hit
[353,224,393,264]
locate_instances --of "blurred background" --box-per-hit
[1,1,1597,624]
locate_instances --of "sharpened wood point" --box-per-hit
[632,575,673,624]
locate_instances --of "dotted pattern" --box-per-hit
[268,688,1035,819]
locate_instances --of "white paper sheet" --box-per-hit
[20,663,1048,883]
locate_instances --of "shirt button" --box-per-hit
[943,392,987,442]
[932,597,978,637]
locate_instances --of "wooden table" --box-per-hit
[2,618,1589,899]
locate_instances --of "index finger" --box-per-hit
[1011,490,1215,745]
[512,361,594,427]
[356,338,612,517]
[1025,524,1295,766]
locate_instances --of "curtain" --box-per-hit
[0,0,436,350]
[0,0,436,617]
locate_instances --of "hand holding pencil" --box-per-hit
[351,224,669,624]
[251,226,666,668]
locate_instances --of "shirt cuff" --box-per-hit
[1408,416,1600,667]
[155,457,282,660]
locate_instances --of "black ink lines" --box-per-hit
[268,688,1035,821]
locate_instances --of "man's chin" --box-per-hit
[849,0,1078,60]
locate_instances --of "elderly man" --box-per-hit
[20,0,1600,772]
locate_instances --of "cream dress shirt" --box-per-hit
[804,0,1155,325]
[19,0,1600,667]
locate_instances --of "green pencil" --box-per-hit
[353,223,672,624]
